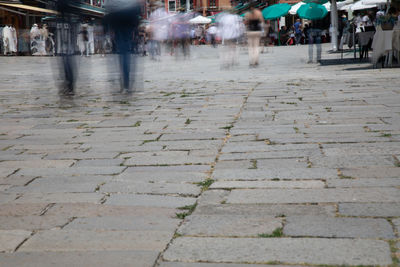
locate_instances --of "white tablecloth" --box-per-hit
[372,25,400,65]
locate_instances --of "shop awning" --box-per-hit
[68,2,105,17]
[0,3,58,14]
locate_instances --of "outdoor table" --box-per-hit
[372,25,400,67]
[357,31,375,59]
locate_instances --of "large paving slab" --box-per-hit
[44,203,177,217]
[100,181,201,196]
[159,263,303,267]
[226,188,400,204]
[0,251,159,267]
[105,193,197,208]
[19,230,173,252]
[163,237,392,265]
[0,215,70,230]
[178,215,282,237]
[65,215,180,231]
[210,180,325,189]
[284,216,395,239]
[338,203,400,217]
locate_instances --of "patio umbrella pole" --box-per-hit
[330,0,338,51]
[278,18,281,46]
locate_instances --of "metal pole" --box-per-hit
[330,0,338,51]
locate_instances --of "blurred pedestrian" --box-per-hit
[171,8,190,59]
[148,2,169,60]
[56,0,78,95]
[307,19,323,63]
[293,18,302,45]
[78,24,89,57]
[104,0,142,93]
[207,24,218,47]
[218,12,242,68]
[245,7,264,66]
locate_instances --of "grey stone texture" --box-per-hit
[227,188,400,204]
[100,181,201,196]
[19,230,173,252]
[159,263,302,267]
[163,237,392,265]
[0,251,159,267]
[0,230,32,252]
[0,215,70,230]
[339,203,400,217]
[210,180,325,189]
[105,194,197,208]
[65,215,180,231]
[178,215,282,237]
[284,216,395,239]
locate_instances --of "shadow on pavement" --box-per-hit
[319,58,371,66]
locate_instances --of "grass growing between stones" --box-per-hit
[220,124,234,130]
[176,203,197,219]
[258,227,283,238]
[132,121,141,127]
[196,179,215,191]
[388,240,400,267]
[249,159,258,169]
[315,265,375,267]
[339,175,353,179]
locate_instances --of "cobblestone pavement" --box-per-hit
[0,44,399,267]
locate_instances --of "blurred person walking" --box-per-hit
[307,19,323,63]
[104,0,142,93]
[78,24,90,57]
[207,24,218,47]
[148,2,169,60]
[245,7,264,66]
[293,18,302,45]
[171,9,191,59]
[56,0,79,95]
[218,12,242,68]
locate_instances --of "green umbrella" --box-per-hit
[262,3,291,20]
[302,0,329,4]
[297,3,328,20]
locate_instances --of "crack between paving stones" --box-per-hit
[14,231,36,252]
[39,203,56,216]
[152,83,259,267]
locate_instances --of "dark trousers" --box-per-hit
[105,6,140,90]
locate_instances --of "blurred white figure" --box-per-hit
[218,12,242,68]
[30,24,44,55]
[78,24,89,56]
[149,3,170,60]
[207,24,218,47]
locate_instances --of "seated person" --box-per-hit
[279,26,289,45]
[286,31,295,45]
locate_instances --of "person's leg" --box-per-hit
[316,31,322,62]
[85,41,89,56]
[253,32,261,65]
[247,32,255,65]
[308,31,314,63]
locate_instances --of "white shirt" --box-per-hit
[208,26,217,35]
[218,13,242,40]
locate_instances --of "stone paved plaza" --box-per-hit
[0,44,399,266]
